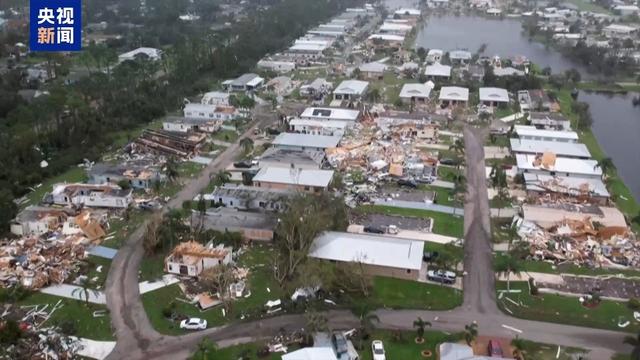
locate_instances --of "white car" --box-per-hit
[180,318,207,330]
[371,340,386,360]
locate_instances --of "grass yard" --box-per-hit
[496,281,639,333]
[83,256,112,289]
[437,166,462,182]
[178,162,206,178]
[564,0,611,13]
[491,218,516,244]
[355,205,464,238]
[212,129,239,142]
[191,341,282,360]
[22,166,87,209]
[102,209,147,249]
[143,246,283,335]
[365,276,463,310]
[421,185,455,206]
[359,330,462,360]
[15,292,113,340]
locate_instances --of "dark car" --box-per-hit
[397,179,417,188]
[363,226,385,234]
[423,251,439,262]
[439,158,458,166]
[233,161,252,168]
[487,340,504,357]
[331,332,348,355]
[427,269,456,285]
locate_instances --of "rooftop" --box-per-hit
[368,34,405,41]
[309,231,424,270]
[196,208,277,230]
[399,83,434,99]
[516,154,602,177]
[523,204,627,228]
[272,133,342,149]
[510,139,591,158]
[359,61,387,73]
[289,118,349,130]
[259,147,326,167]
[300,107,359,121]
[479,87,509,103]
[253,167,334,187]
[449,50,472,60]
[230,73,263,87]
[334,80,369,95]
[424,63,451,77]
[210,183,293,201]
[439,86,469,101]
[523,173,610,198]
[514,125,579,141]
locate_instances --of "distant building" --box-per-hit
[439,86,469,107]
[222,73,264,92]
[333,80,369,101]
[252,167,335,193]
[183,103,240,121]
[88,160,165,189]
[208,183,293,212]
[479,87,509,107]
[118,47,162,63]
[272,133,342,151]
[259,147,326,169]
[45,183,133,208]
[192,208,277,242]
[514,125,578,143]
[165,241,232,277]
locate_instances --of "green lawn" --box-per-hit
[355,205,464,238]
[365,276,463,310]
[178,162,206,178]
[15,292,113,340]
[191,341,282,360]
[212,129,239,142]
[421,185,455,207]
[565,0,611,13]
[516,339,587,360]
[22,166,87,209]
[437,166,462,182]
[84,256,113,289]
[359,330,462,360]
[143,246,283,335]
[102,209,147,249]
[496,281,639,333]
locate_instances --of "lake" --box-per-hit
[579,92,640,202]
[414,15,591,76]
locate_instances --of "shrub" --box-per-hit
[628,297,640,311]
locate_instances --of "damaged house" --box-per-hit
[44,183,133,208]
[192,207,278,242]
[252,167,335,193]
[88,160,165,190]
[208,183,293,212]
[134,128,207,157]
[165,241,232,277]
[10,206,73,237]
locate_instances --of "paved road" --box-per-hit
[104,123,632,360]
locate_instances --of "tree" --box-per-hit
[451,174,467,216]
[0,189,17,234]
[240,137,254,154]
[489,163,507,190]
[449,138,465,157]
[71,277,101,306]
[143,212,163,255]
[0,319,22,346]
[417,47,427,62]
[623,332,640,360]
[464,322,478,345]
[367,87,381,103]
[211,170,231,187]
[192,338,218,360]
[304,310,329,345]
[511,336,526,360]
[200,264,236,313]
[359,313,380,340]
[594,157,615,176]
[413,317,431,343]
[273,193,347,287]
[164,156,180,183]
[495,253,522,291]
[493,187,511,217]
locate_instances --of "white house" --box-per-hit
[479,87,509,107]
[426,49,443,63]
[379,22,413,35]
[333,80,369,101]
[257,59,296,73]
[449,50,472,65]
[118,47,162,63]
[286,43,328,59]
[201,91,230,106]
[10,206,70,236]
[424,63,451,80]
[614,5,639,16]
[46,183,133,208]
[165,241,232,277]
[510,139,591,159]
[358,62,387,80]
[514,125,578,143]
[183,103,239,121]
[300,107,360,122]
[603,24,638,39]
[394,8,421,17]
[439,86,469,106]
[289,118,348,136]
[399,82,434,103]
[272,133,342,151]
[516,153,603,179]
[222,73,264,92]
[162,117,221,133]
[252,167,335,193]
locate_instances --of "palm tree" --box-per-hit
[164,156,180,183]
[413,317,431,343]
[511,336,526,360]
[304,311,329,345]
[211,170,231,187]
[451,174,467,216]
[240,137,254,154]
[623,332,640,360]
[464,322,478,346]
[449,138,465,157]
[195,338,217,360]
[594,157,615,175]
[495,253,522,291]
[493,187,511,218]
[71,277,101,306]
[367,87,381,103]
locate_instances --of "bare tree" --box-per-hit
[200,264,236,313]
[143,212,163,255]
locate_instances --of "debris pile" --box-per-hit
[0,236,87,289]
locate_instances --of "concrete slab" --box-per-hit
[40,284,107,304]
[139,274,180,294]
[75,338,116,360]
[88,246,117,260]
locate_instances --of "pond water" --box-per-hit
[579,92,640,202]
[414,15,592,77]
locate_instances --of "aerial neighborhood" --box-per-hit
[0,0,640,359]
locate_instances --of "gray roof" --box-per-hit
[195,208,277,231]
[272,133,342,149]
[334,80,369,95]
[210,183,294,201]
[449,50,472,60]
[510,138,591,158]
[253,167,335,187]
[260,147,325,168]
[231,73,261,87]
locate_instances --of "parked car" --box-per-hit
[423,251,439,262]
[397,178,417,188]
[179,318,207,330]
[233,161,253,168]
[439,158,458,166]
[363,226,385,234]
[331,332,348,355]
[487,339,504,357]
[371,340,386,360]
[427,269,456,285]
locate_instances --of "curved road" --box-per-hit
[104,124,631,360]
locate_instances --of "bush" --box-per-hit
[162,301,176,319]
[0,320,23,345]
[56,319,77,336]
[628,298,640,311]
[528,277,539,296]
